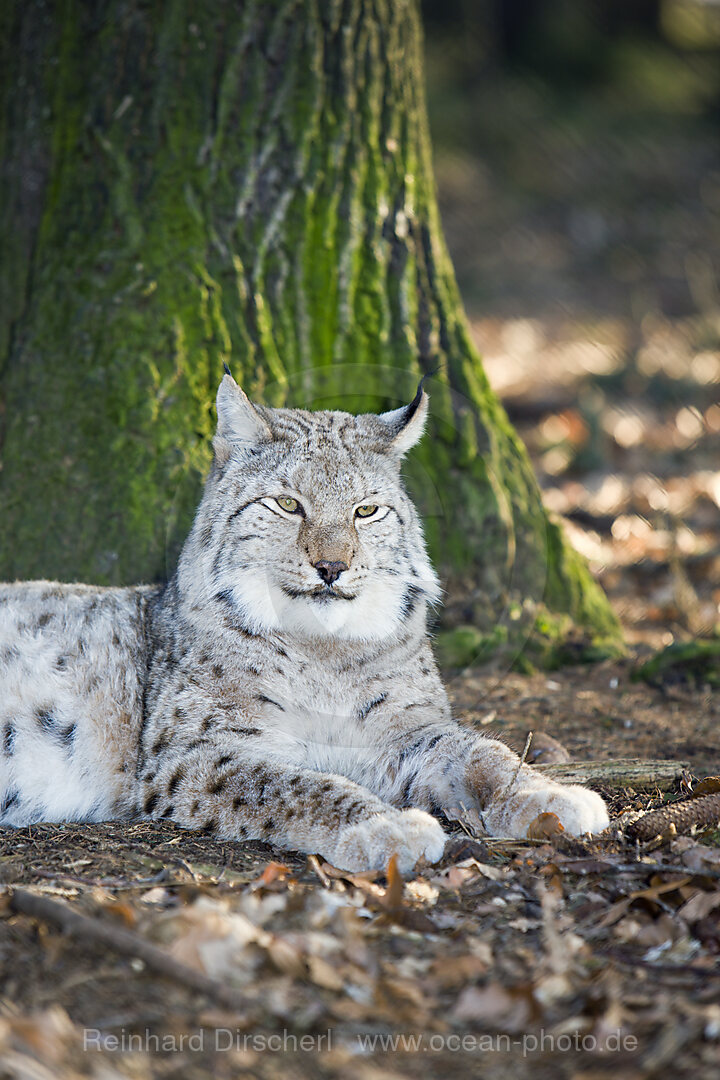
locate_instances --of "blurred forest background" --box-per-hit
[423,0,720,650]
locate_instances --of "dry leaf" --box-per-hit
[595,875,693,928]
[380,975,429,1009]
[307,954,345,991]
[140,886,174,906]
[430,952,492,988]
[253,861,294,890]
[677,841,720,871]
[266,935,305,977]
[508,917,542,932]
[431,864,477,891]
[317,862,382,888]
[452,982,534,1030]
[4,1006,76,1062]
[102,900,137,927]
[383,853,404,912]
[615,912,677,947]
[677,889,720,923]
[533,972,573,1007]
[693,776,720,798]
[155,898,264,978]
[373,854,438,931]
[465,858,504,881]
[527,812,565,839]
[540,861,563,894]
[405,880,439,905]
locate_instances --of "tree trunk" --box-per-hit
[0,0,620,653]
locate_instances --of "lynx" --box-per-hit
[0,373,608,870]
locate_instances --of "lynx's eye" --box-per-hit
[275,496,301,514]
[355,504,378,518]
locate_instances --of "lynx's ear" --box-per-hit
[378,379,429,457]
[214,368,272,463]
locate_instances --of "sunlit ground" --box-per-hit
[476,313,720,646]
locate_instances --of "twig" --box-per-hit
[602,863,720,881]
[30,869,171,891]
[308,854,331,888]
[518,731,533,769]
[505,731,534,797]
[6,887,251,1012]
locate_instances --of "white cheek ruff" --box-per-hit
[227,571,438,641]
[412,554,442,607]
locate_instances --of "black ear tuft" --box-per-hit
[404,373,432,424]
[377,373,432,457]
[223,362,233,378]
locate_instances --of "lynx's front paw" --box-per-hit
[486,784,609,839]
[327,808,447,873]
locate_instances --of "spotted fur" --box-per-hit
[0,375,608,870]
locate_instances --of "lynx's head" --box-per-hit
[181,372,441,641]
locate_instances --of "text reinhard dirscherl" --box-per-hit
[83,1028,639,1057]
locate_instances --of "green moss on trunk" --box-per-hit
[0,0,621,654]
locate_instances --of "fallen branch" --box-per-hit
[536,758,691,791]
[6,887,251,1012]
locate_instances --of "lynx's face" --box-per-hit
[183,375,440,641]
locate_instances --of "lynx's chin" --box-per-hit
[280,584,358,602]
[222,572,435,642]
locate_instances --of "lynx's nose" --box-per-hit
[313,559,348,585]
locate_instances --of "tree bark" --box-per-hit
[0,0,620,649]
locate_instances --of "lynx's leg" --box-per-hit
[384,726,608,838]
[142,747,446,872]
[463,737,609,837]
